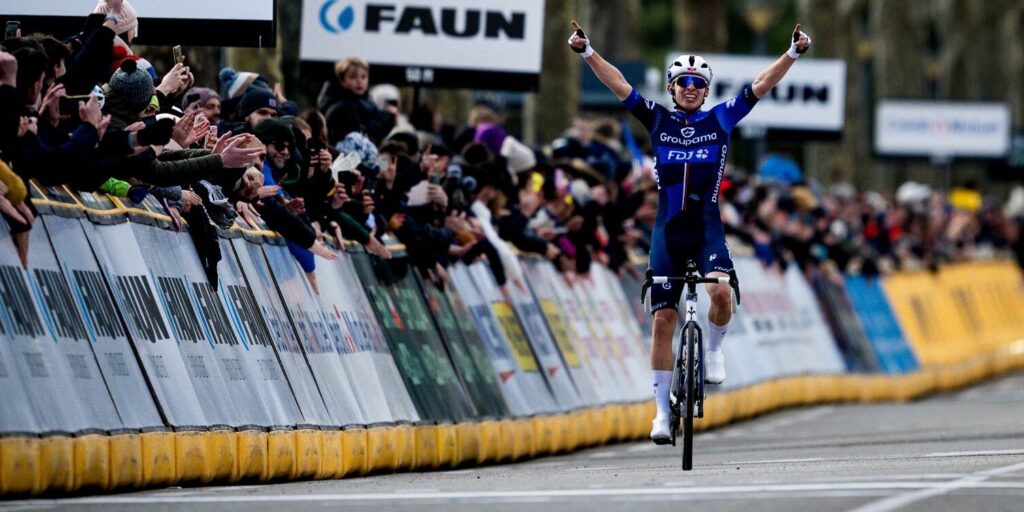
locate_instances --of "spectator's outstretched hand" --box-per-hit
[220,136,264,168]
[310,240,338,261]
[365,229,392,259]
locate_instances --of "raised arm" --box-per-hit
[751,24,812,99]
[568,21,632,101]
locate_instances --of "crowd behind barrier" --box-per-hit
[3,3,1024,496]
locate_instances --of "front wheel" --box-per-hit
[682,323,697,470]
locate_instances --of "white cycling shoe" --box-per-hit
[650,412,671,444]
[705,350,726,384]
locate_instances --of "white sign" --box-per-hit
[875,101,1011,158]
[1,0,273,21]
[663,53,847,132]
[301,0,545,80]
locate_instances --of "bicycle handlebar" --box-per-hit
[640,269,742,307]
[652,276,730,285]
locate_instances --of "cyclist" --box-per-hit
[568,20,811,442]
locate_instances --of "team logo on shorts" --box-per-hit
[662,282,672,290]
[709,254,717,261]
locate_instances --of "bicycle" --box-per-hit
[641,261,740,470]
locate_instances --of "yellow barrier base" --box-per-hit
[341,428,368,477]
[317,429,344,480]
[266,430,296,482]
[235,430,267,482]
[413,424,438,470]
[453,422,480,467]
[37,435,73,494]
[175,431,210,484]
[0,436,39,495]
[140,431,175,488]
[3,352,1023,497]
[108,433,143,490]
[206,429,237,484]
[73,434,110,491]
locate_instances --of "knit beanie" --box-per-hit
[238,88,279,120]
[219,67,261,100]
[181,87,220,110]
[109,59,154,114]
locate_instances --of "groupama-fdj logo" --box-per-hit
[320,1,527,40]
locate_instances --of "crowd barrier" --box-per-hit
[2,182,1024,495]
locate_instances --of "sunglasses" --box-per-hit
[674,76,708,89]
[270,140,292,152]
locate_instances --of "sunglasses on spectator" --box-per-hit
[271,141,292,152]
[674,76,708,89]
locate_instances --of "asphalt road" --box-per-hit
[5,372,1024,512]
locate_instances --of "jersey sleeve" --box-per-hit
[622,88,665,132]
[712,85,760,133]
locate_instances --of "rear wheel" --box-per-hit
[682,323,697,470]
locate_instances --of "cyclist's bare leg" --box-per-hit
[650,307,677,437]
[705,272,732,327]
[704,272,732,383]
[651,308,677,371]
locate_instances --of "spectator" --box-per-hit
[317,56,396,146]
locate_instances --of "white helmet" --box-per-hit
[666,54,713,86]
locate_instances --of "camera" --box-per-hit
[445,164,465,212]
[5,21,20,40]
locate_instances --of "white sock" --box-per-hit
[653,370,673,415]
[707,320,728,352]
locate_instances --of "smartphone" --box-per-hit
[141,115,157,128]
[58,95,92,116]
[185,92,201,107]
[429,174,442,185]
[172,45,184,65]
[4,21,20,40]
[364,177,379,197]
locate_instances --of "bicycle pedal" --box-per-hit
[652,436,673,446]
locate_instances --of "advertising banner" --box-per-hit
[301,0,546,90]
[812,272,881,372]
[585,267,651,400]
[875,101,1011,158]
[0,0,275,46]
[81,221,209,427]
[314,251,404,424]
[544,263,633,403]
[449,263,551,416]
[215,238,305,427]
[262,240,366,426]
[843,276,919,374]
[670,54,846,132]
[336,251,420,422]
[230,238,333,426]
[521,259,602,407]
[131,224,252,426]
[0,221,96,433]
[491,261,583,410]
[350,253,476,421]
[417,273,509,418]
[42,216,163,430]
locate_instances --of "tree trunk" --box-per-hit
[673,0,727,53]
[532,0,580,144]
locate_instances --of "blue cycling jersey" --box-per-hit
[622,86,758,226]
[625,86,759,312]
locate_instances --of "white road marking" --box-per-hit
[925,449,1024,458]
[627,443,660,452]
[846,461,1024,512]
[589,451,620,459]
[9,481,1024,506]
